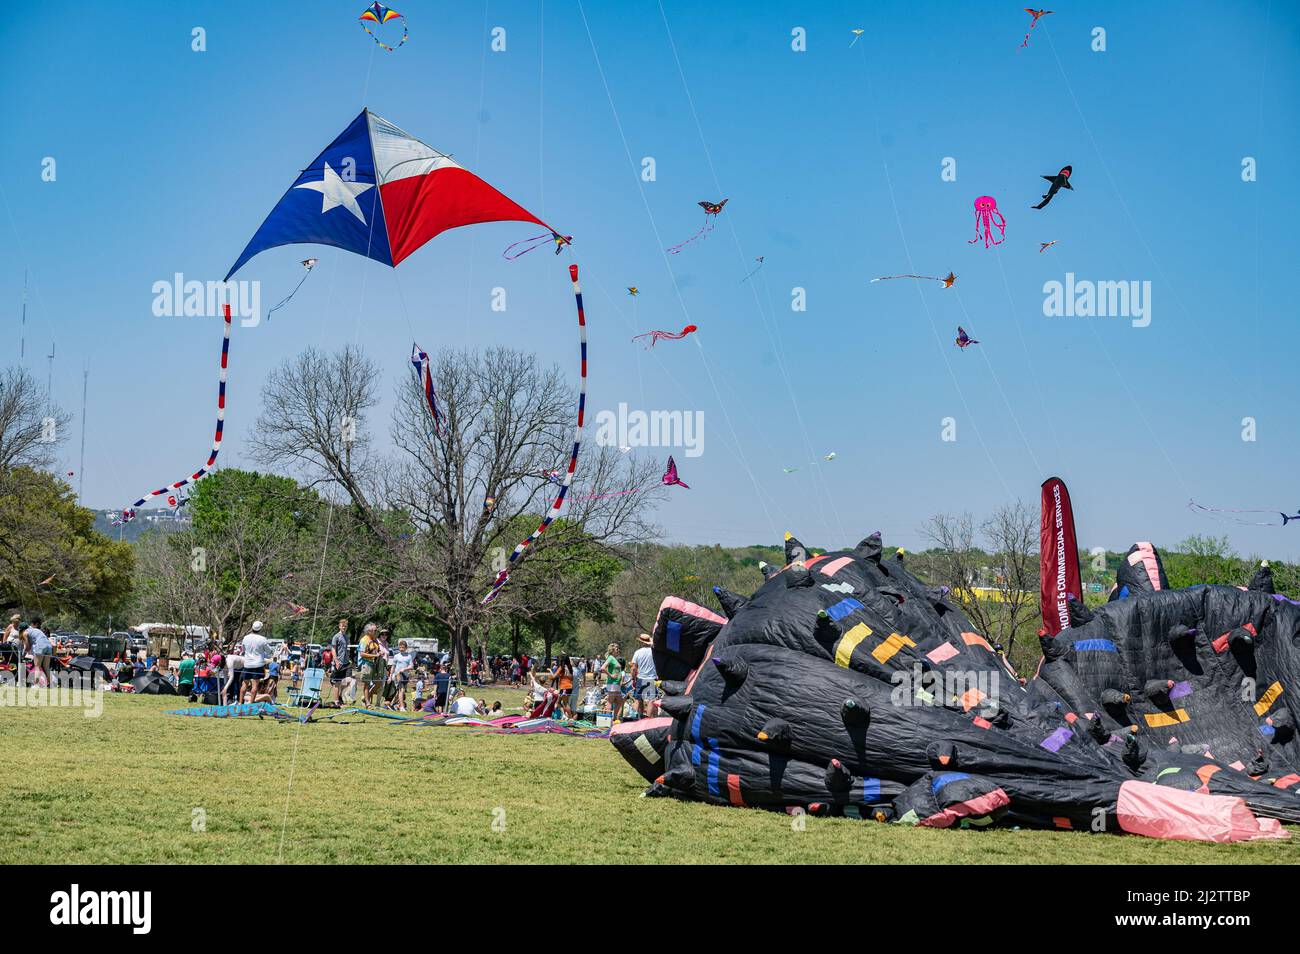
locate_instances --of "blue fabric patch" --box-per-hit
[1118,585,1130,599]
[825,598,865,622]
[932,772,971,795]
[1260,723,1276,739]
[862,777,881,801]
[1074,639,1118,653]
[707,746,721,796]
[666,619,682,652]
[691,743,702,765]
[690,703,706,742]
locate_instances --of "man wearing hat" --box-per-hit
[630,632,659,719]
[240,620,272,703]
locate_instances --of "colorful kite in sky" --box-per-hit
[632,324,698,348]
[410,344,445,437]
[359,2,408,51]
[1032,165,1073,210]
[265,258,317,322]
[502,231,572,259]
[662,456,690,489]
[871,271,956,288]
[1020,8,1053,49]
[955,325,981,349]
[668,199,728,254]
[968,196,1006,248]
[1039,241,1058,253]
[121,109,582,607]
[850,28,865,48]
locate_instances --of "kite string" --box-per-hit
[656,0,847,545]
[576,0,780,540]
[855,37,1016,504]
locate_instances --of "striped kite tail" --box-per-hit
[482,263,587,605]
[117,303,231,523]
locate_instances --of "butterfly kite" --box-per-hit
[1020,8,1052,49]
[265,258,318,322]
[955,326,980,349]
[871,271,956,289]
[1188,500,1300,527]
[410,344,445,436]
[119,109,582,608]
[359,2,408,51]
[668,199,728,254]
[662,456,690,489]
[633,324,697,349]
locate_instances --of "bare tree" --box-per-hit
[981,500,1037,658]
[920,511,997,640]
[251,345,661,678]
[0,366,70,472]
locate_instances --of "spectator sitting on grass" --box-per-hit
[451,692,482,716]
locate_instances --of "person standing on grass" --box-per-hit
[433,663,451,712]
[603,643,624,721]
[178,652,196,700]
[330,619,351,706]
[388,639,414,711]
[27,616,53,687]
[240,621,271,703]
[221,636,245,706]
[553,655,575,718]
[358,624,384,708]
[630,633,659,719]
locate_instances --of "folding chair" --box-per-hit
[289,667,325,706]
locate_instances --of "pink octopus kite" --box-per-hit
[967,196,1006,248]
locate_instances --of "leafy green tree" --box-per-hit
[0,467,134,622]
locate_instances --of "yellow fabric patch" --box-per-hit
[871,632,916,665]
[1144,709,1190,728]
[1254,681,1283,717]
[834,623,872,668]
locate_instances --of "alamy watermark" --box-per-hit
[1,668,104,717]
[594,402,704,457]
[1043,273,1151,327]
[152,273,262,327]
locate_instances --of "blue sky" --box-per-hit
[3,1,1299,558]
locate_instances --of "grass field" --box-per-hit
[3,690,1298,865]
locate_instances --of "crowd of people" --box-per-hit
[3,610,666,725]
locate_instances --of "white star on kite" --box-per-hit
[294,162,374,224]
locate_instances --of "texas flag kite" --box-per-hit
[225,109,559,280]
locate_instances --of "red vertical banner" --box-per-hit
[1040,476,1083,635]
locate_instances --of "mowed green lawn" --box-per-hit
[2,692,1297,865]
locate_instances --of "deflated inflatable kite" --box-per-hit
[612,532,1299,841]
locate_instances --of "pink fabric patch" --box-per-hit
[1131,542,1162,591]
[918,788,1010,828]
[1116,780,1290,842]
[655,595,726,627]
[926,642,959,664]
[609,716,671,737]
[818,556,853,577]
